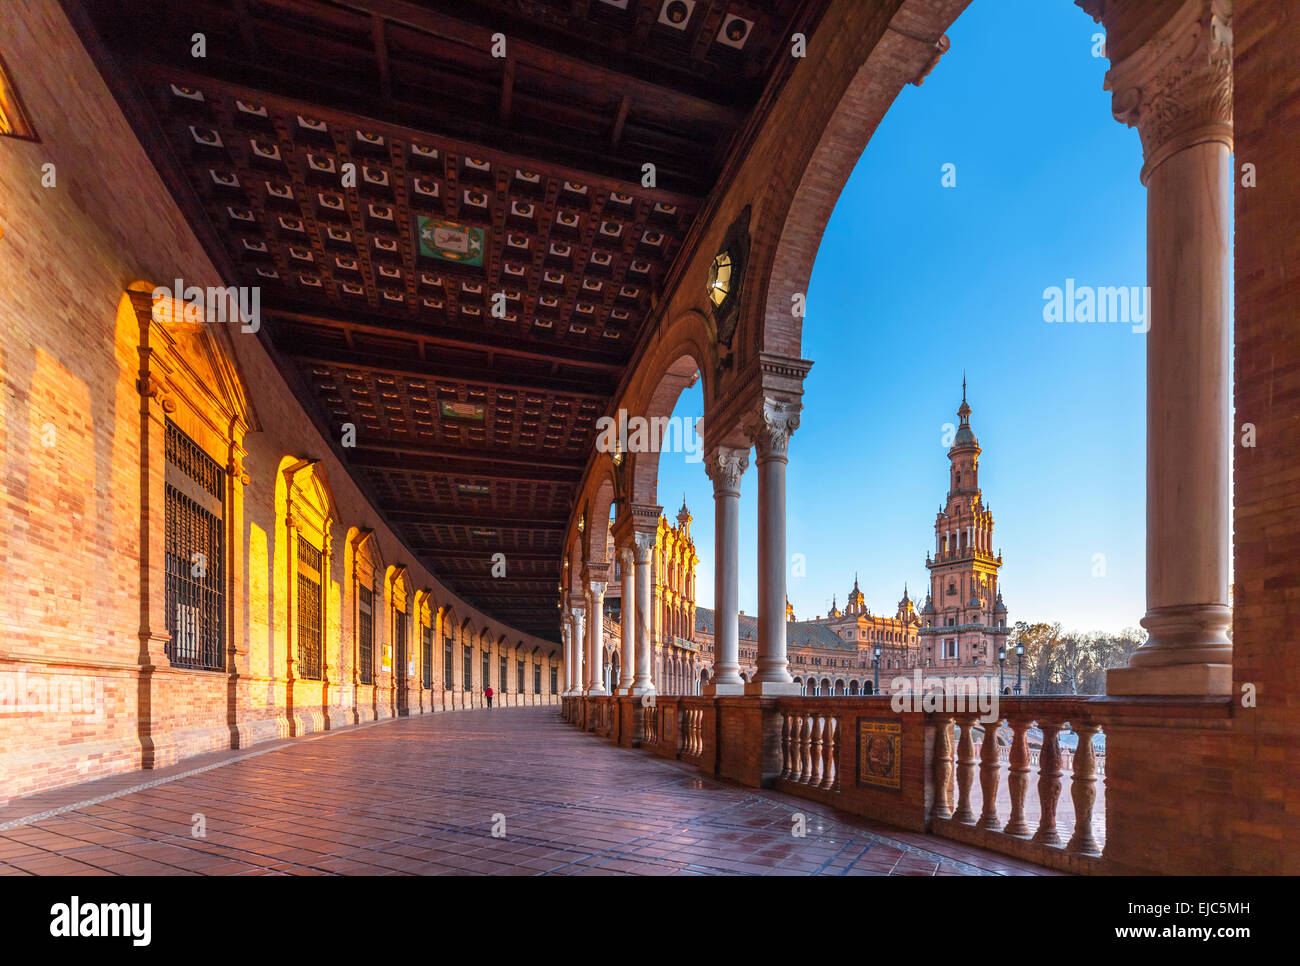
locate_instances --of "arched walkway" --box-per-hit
[0,709,1053,876]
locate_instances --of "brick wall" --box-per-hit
[0,0,559,805]
[1227,0,1300,874]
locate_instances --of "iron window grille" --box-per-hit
[296,540,324,680]
[444,638,454,687]
[422,625,433,689]
[517,659,525,692]
[482,651,490,689]
[395,608,407,680]
[533,664,541,694]
[164,420,226,671]
[550,667,558,694]
[358,585,374,685]
[499,657,507,691]
[463,644,472,689]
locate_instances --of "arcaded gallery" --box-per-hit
[0,0,1297,886]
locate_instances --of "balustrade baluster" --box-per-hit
[1068,722,1102,856]
[977,717,1002,831]
[1033,721,1064,846]
[954,714,979,823]
[809,715,824,787]
[820,716,837,791]
[1004,717,1032,836]
[931,715,954,820]
[780,713,793,780]
[799,713,813,783]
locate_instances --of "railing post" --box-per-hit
[1003,717,1033,837]
[819,715,837,791]
[1068,722,1103,856]
[931,714,954,821]
[1033,721,1064,846]
[954,714,979,823]
[780,712,794,780]
[798,713,813,784]
[977,717,1002,831]
[809,715,824,788]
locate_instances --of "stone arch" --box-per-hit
[747,0,969,361]
[627,346,707,509]
[582,465,618,566]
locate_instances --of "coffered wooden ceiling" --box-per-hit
[69,0,829,638]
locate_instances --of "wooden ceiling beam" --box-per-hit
[351,449,582,484]
[388,509,567,527]
[268,306,624,373]
[348,442,580,472]
[282,343,614,400]
[371,13,392,101]
[418,549,559,563]
[325,0,750,120]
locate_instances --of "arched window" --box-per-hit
[283,459,335,683]
[419,593,434,691]
[350,529,380,687]
[442,609,457,689]
[388,565,411,714]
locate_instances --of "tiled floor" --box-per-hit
[0,708,1057,876]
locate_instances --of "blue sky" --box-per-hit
[658,0,1158,634]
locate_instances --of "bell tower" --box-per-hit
[920,382,1010,680]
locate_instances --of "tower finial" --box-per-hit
[962,371,966,404]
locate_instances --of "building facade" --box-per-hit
[601,500,700,694]
[918,385,1012,689]
[686,388,1007,696]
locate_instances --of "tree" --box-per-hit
[1011,623,1149,695]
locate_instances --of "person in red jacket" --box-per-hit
[485,686,494,709]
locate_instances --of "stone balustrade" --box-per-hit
[560,692,1230,874]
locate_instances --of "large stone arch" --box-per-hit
[743,0,971,362]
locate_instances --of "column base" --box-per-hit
[1106,663,1232,696]
[703,683,745,696]
[744,680,801,697]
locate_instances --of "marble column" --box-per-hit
[585,578,607,695]
[619,545,637,693]
[561,614,573,695]
[569,601,585,695]
[631,532,656,694]
[745,397,801,694]
[704,445,749,694]
[1094,0,1234,695]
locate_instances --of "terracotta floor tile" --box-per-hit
[0,709,1061,877]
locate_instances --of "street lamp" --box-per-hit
[998,645,1006,695]
[1015,642,1024,696]
[873,644,881,695]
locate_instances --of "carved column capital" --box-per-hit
[744,396,801,463]
[1099,0,1233,182]
[704,445,750,497]
[633,530,657,560]
[619,545,635,569]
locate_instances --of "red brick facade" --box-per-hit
[0,1,559,806]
